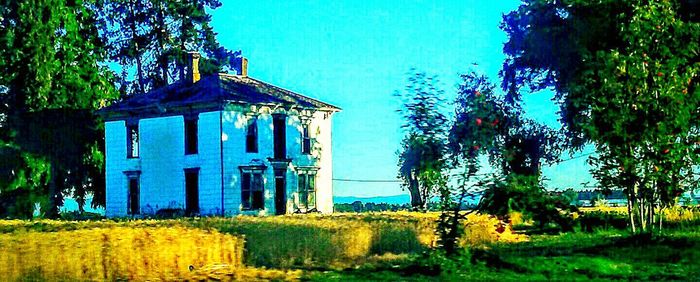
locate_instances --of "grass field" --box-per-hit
[0,208,698,281]
[308,227,700,281]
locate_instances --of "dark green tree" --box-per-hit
[501,0,700,232]
[0,0,118,218]
[99,0,241,96]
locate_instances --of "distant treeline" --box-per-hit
[334,201,478,213]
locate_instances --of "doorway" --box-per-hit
[185,168,199,216]
[274,169,286,215]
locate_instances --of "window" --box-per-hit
[126,123,139,158]
[273,115,286,159]
[246,117,258,153]
[297,172,316,209]
[185,118,198,155]
[301,125,311,154]
[241,171,264,210]
[127,175,140,215]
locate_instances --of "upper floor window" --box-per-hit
[246,117,258,153]
[297,172,316,209]
[301,125,311,154]
[241,171,264,210]
[126,123,139,158]
[185,118,198,155]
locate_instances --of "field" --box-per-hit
[0,208,699,281]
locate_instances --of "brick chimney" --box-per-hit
[187,52,201,84]
[239,57,248,77]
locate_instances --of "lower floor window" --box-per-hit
[298,172,316,209]
[242,171,264,210]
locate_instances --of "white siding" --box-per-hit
[105,107,335,217]
[104,112,223,217]
[196,112,224,215]
[220,107,335,215]
[139,116,183,213]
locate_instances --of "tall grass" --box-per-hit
[0,226,244,281]
[0,212,527,272]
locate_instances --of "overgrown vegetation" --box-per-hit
[501,0,700,233]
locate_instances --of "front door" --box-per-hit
[185,169,199,216]
[274,170,286,215]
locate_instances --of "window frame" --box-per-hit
[245,117,258,153]
[126,122,139,159]
[241,169,265,210]
[297,171,317,210]
[184,117,198,155]
[301,124,311,155]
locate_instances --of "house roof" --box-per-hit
[98,74,340,120]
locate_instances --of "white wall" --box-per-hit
[220,106,335,215]
[105,107,335,217]
[104,112,223,217]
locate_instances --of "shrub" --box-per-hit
[577,210,628,232]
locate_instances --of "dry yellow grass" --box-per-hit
[0,212,527,278]
[0,226,244,281]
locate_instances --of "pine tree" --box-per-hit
[0,0,118,218]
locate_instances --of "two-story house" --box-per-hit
[98,52,340,217]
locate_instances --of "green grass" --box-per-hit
[307,227,700,281]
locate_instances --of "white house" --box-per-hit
[98,53,340,217]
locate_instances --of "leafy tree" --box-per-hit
[99,0,241,96]
[396,71,449,211]
[501,0,700,232]
[448,71,571,231]
[0,0,118,217]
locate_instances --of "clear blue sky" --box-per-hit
[210,0,595,197]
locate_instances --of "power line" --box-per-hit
[332,178,401,183]
[332,151,598,183]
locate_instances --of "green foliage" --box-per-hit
[449,71,570,231]
[0,0,118,218]
[501,0,700,233]
[99,0,241,95]
[578,210,629,232]
[396,71,449,210]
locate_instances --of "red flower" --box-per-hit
[657,72,663,77]
[663,148,670,154]
[491,119,499,126]
[473,145,480,151]
[476,118,482,126]
[475,90,481,97]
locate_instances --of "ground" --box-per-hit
[0,211,698,281]
[308,228,700,281]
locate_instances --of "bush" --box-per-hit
[577,210,628,232]
[155,208,185,218]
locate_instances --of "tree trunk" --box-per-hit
[408,175,424,210]
[47,161,61,219]
[128,1,144,93]
[627,197,636,233]
[639,196,646,232]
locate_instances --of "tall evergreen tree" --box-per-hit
[100,0,241,96]
[0,0,118,218]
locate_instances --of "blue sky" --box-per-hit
[210,0,595,197]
